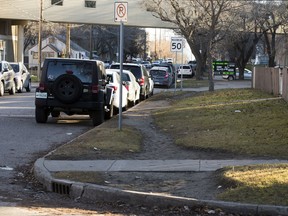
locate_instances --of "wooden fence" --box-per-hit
[252,67,288,101]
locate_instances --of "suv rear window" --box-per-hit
[46,61,93,83]
[110,64,142,79]
[122,73,131,82]
[10,64,20,72]
[150,70,167,77]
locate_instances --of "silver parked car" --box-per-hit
[10,62,31,92]
[150,66,173,88]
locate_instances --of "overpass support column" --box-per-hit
[17,24,24,62]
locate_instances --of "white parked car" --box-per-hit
[106,69,129,113]
[10,62,31,93]
[177,64,194,77]
[110,69,141,106]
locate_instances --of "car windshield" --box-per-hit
[10,64,20,72]
[46,61,93,83]
[110,65,142,79]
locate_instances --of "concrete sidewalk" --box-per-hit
[34,158,288,216]
[40,159,288,172]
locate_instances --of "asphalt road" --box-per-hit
[0,86,94,215]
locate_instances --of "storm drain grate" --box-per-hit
[52,182,70,195]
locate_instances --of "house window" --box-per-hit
[33,52,38,59]
[51,0,63,6]
[85,0,96,8]
[43,52,55,59]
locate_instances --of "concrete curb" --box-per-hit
[34,158,288,216]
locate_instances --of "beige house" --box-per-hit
[28,36,89,68]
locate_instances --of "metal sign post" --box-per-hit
[115,1,128,130]
[171,37,183,92]
[174,52,177,92]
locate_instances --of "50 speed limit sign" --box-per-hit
[171,37,183,52]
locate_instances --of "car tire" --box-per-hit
[90,108,104,126]
[35,106,48,123]
[228,75,234,81]
[26,80,31,92]
[105,99,114,119]
[52,74,83,104]
[0,81,4,96]
[129,93,137,107]
[123,98,129,111]
[150,88,154,96]
[9,81,16,95]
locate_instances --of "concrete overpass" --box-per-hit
[0,0,175,62]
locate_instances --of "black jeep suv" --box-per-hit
[35,58,113,126]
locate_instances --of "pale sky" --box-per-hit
[145,28,195,62]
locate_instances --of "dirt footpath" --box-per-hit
[97,96,248,200]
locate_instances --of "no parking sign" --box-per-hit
[114,2,128,22]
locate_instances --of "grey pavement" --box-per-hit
[40,159,288,172]
[33,80,288,216]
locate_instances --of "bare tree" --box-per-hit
[255,1,288,67]
[70,25,147,62]
[143,0,242,91]
[24,21,38,52]
[219,4,263,79]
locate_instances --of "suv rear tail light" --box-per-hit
[138,77,145,86]
[110,85,118,92]
[125,84,129,91]
[92,85,99,93]
[39,82,45,91]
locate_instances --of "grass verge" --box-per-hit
[217,164,288,206]
[153,88,288,158]
[175,78,209,88]
[46,117,142,160]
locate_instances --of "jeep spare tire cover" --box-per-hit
[52,74,83,104]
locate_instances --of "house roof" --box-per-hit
[28,35,89,54]
[55,35,87,52]
[42,44,60,53]
[1,0,176,28]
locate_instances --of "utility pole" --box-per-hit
[66,23,71,58]
[90,25,93,59]
[37,0,43,81]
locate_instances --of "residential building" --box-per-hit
[28,35,89,68]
